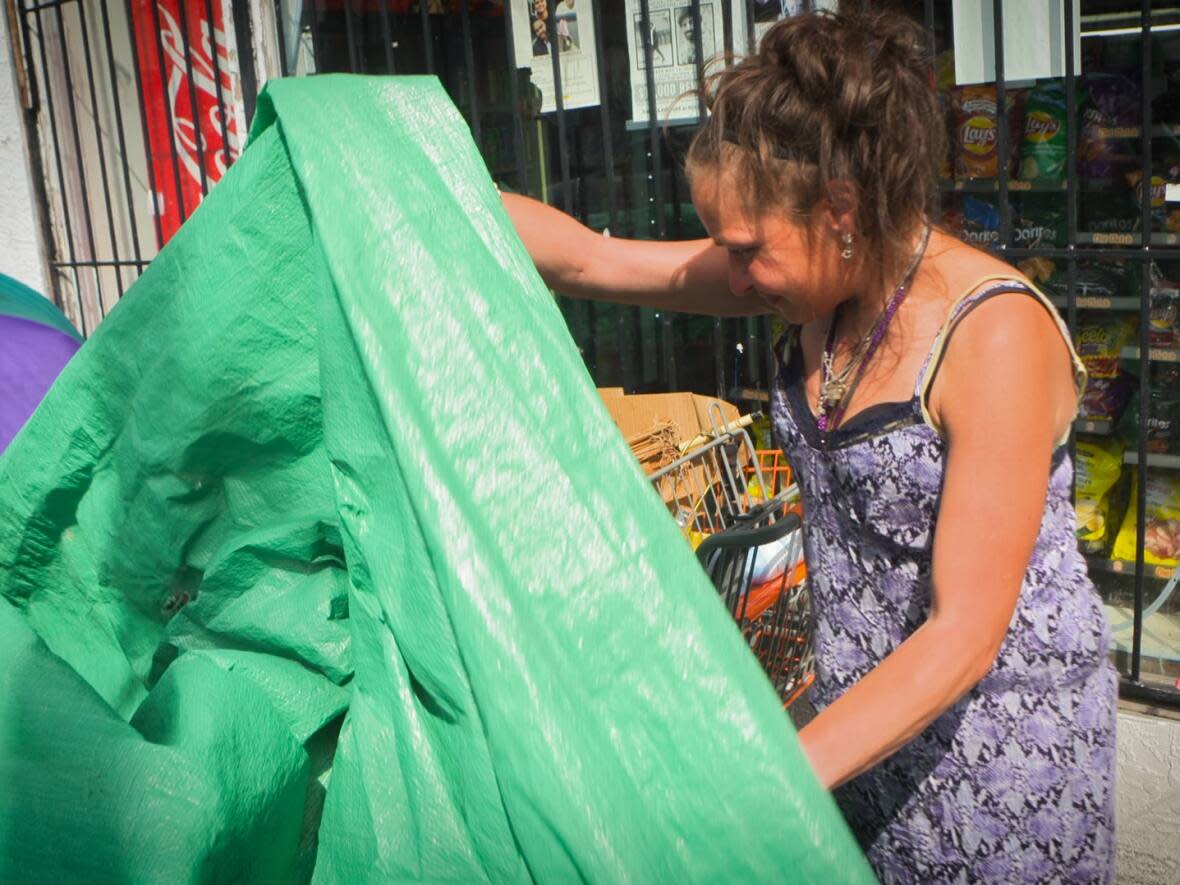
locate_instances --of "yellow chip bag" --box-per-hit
[1075,437,1125,552]
[1112,469,1180,567]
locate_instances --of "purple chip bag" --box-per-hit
[1080,374,1134,422]
[1080,74,1140,180]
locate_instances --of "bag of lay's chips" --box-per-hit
[1113,470,1180,567]
[1075,436,1126,554]
[954,86,999,179]
[1020,80,1069,183]
[1126,164,1179,231]
[953,86,1022,180]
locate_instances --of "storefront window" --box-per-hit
[278,0,1180,701]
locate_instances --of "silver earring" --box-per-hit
[841,232,854,261]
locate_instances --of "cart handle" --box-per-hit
[694,510,802,566]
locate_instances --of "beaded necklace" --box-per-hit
[816,225,931,435]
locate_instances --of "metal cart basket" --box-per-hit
[648,405,814,707]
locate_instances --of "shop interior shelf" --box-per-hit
[1091,127,1144,139]
[1080,296,1140,310]
[1075,416,1115,435]
[1087,555,1176,581]
[939,177,1178,194]
[1120,346,1180,363]
[1123,451,1180,469]
[1089,125,1180,140]
[1049,296,1139,311]
[1079,232,1180,246]
[731,387,770,404]
[940,179,1065,193]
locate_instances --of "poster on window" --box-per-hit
[622,0,838,123]
[129,0,248,246]
[512,0,601,113]
[742,0,837,52]
[624,0,727,124]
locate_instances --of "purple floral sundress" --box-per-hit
[771,280,1117,884]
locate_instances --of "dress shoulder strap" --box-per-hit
[773,324,800,363]
[915,274,1088,444]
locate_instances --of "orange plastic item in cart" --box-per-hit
[745,450,800,510]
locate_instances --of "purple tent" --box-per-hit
[0,274,81,454]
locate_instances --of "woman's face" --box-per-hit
[691,165,854,325]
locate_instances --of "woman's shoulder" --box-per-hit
[929,288,1080,439]
[927,236,1065,362]
[921,231,1080,437]
[926,233,1036,305]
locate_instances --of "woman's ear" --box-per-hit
[823,180,858,237]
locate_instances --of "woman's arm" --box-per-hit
[796,294,1078,789]
[501,193,765,317]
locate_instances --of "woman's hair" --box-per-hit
[686,7,943,289]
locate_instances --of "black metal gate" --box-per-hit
[11,0,253,335]
[268,0,792,403]
[276,0,1180,706]
[10,0,1180,705]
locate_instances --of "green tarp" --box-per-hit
[0,76,871,883]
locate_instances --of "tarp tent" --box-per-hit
[0,76,871,883]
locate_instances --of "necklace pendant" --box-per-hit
[819,378,846,411]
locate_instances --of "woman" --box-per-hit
[504,8,1116,884]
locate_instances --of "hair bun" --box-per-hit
[686,5,942,291]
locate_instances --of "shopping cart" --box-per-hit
[647,404,814,707]
[696,512,814,708]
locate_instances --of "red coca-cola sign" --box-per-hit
[130,0,245,246]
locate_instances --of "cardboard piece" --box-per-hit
[599,389,748,520]
[597,388,740,445]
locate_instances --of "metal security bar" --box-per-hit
[11,0,253,334]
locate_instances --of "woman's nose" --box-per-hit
[728,261,752,298]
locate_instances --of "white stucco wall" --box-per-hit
[0,10,47,294]
[1117,708,1180,885]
